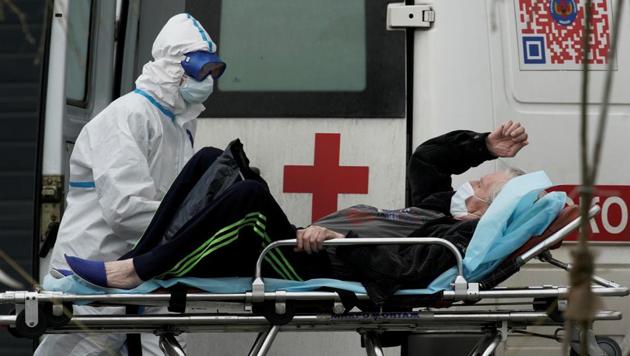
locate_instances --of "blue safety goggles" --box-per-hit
[181,51,226,81]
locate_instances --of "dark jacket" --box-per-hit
[122,139,266,258]
[336,130,496,304]
[161,139,266,242]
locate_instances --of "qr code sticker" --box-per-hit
[516,0,613,70]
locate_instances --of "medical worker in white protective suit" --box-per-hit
[35,13,225,355]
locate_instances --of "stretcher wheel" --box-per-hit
[43,302,73,327]
[254,302,295,325]
[569,336,622,356]
[14,307,48,338]
[6,308,23,339]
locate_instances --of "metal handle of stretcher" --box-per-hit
[518,205,600,264]
[516,205,621,289]
[252,237,466,302]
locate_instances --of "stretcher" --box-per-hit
[0,203,627,356]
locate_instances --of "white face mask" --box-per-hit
[179,74,214,104]
[450,181,488,218]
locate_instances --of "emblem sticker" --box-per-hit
[550,0,578,25]
[515,0,615,70]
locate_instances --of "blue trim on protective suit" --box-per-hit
[186,129,194,147]
[69,181,96,188]
[133,89,175,122]
[186,13,214,50]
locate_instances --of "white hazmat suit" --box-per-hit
[36,13,217,355]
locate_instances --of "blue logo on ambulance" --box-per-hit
[550,0,578,26]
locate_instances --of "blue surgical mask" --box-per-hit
[179,74,214,104]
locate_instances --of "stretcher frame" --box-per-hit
[0,205,628,356]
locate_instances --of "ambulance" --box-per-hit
[32,0,629,354]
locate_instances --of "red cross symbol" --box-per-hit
[283,133,369,222]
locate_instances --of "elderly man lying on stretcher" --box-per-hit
[63,121,529,303]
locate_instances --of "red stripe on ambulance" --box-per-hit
[550,185,630,242]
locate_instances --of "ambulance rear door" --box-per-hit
[411,0,630,354]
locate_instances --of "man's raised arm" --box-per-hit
[407,121,528,206]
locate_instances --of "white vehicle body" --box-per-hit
[38,0,629,354]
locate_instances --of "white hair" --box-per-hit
[488,167,526,202]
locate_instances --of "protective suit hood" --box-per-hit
[135,13,217,125]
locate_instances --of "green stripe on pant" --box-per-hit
[162,212,302,281]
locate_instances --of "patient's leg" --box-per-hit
[104,259,142,289]
[130,180,303,282]
[69,180,329,289]
[123,147,224,257]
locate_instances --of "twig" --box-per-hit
[0,248,39,290]
[0,0,36,45]
[0,247,119,355]
[568,1,597,355]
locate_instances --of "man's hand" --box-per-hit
[486,121,528,157]
[295,226,344,254]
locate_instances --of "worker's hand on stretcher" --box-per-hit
[486,121,528,157]
[295,226,345,254]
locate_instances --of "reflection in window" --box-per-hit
[66,0,92,103]
[218,0,366,92]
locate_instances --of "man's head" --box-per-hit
[451,168,525,220]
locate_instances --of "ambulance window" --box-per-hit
[187,0,405,118]
[65,0,93,106]
[218,0,365,92]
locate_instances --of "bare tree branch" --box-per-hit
[566,0,624,355]
[0,0,36,45]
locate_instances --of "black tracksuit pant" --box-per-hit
[121,147,330,282]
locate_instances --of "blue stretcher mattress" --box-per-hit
[43,171,566,296]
